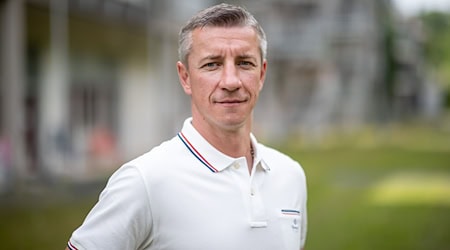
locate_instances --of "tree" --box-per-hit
[420,11,450,107]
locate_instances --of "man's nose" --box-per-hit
[220,63,241,91]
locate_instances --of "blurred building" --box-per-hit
[0,0,442,186]
[250,0,441,140]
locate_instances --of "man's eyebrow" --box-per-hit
[199,55,222,62]
[197,54,258,66]
[237,54,257,61]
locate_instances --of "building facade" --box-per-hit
[0,0,441,188]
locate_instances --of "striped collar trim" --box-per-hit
[178,131,219,173]
[67,241,78,250]
[178,118,269,173]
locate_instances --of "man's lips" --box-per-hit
[215,99,246,104]
[214,96,249,104]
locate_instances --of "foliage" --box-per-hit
[420,11,450,101]
[421,12,450,68]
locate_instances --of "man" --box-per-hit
[67,3,307,250]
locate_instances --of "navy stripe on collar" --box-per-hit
[178,132,219,173]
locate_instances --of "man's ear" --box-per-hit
[259,59,267,91]
[177,61,192,95]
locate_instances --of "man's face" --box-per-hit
[177,26,267,132]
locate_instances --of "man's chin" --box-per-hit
[217,116,250,131]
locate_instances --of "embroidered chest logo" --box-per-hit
[281,209,300,231]
[292,218,299,230]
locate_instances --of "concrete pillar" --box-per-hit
[0,0,27,182]
[39,0,70,176]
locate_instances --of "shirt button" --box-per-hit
[233,163,240,169]
[250,188,255,196]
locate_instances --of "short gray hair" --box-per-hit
[178,3,267,66]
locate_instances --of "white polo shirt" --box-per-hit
[68,118,307,250]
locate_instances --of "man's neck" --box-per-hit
[201,125,254,174]
[191,116,251,152]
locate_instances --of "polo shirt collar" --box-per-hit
[250,133,271,172]
[178,118,269,173]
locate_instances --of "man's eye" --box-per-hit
[202,62,220,69]
[238,61,255,68]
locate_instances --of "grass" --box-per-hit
[276,123,450,250]
[293,148,450,250]
[0,196,98,249]
[0,123,449,250]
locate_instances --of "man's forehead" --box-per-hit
[187,26,262,63]
[192,26,258,41]
[192,27,258,50]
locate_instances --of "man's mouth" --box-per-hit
[216,99,245,104]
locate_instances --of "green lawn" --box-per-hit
[0,196,98,249]
[291,147,450,250]
[0,124,449,250]
[278,123,450,250]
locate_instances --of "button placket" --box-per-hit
[228,158,268,228]
[248,166,267,227]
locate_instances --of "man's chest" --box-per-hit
[145,166,303,250]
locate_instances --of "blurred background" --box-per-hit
[0,0,449,249]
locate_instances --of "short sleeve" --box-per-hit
[299,165,308,249]
[68,165,152,250]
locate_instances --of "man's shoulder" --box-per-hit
[123,135,185,172]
